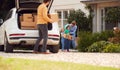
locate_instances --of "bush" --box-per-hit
[87,41,120,53]
[78,31,93,52]
[87,41,111,52]
[78,31,114,52]
[103,43,120,53]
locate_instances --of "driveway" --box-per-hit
[0,50,120,68]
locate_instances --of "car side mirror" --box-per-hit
[0,19,3,26]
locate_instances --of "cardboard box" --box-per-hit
[63,34,72,40]
[50,14,59,22]
[33,15,37,22]
[21,26,37,30]
[20,15,23,21]
[21,21,36,27]
[23,14,33,22]
[21,21,37,30]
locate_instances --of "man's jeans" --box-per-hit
[34,24,48,52]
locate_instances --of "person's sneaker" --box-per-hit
[67,50,70,52]
[63,50,67,52]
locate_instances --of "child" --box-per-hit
[64,25,71,52]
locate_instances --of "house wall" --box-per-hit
[93,1,120,32]
[50,0,88,14]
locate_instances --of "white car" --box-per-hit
[0,0,60,53]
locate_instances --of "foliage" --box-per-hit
[103,43,120,53]
[78,31,114,52]
[87,41,120,53]
[87,41,111,52]
[78,31,93,52]
[67,9,92,31]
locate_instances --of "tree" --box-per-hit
[105,7,120,27]
[67,9,92,31]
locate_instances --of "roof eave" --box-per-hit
[81,0,120,5]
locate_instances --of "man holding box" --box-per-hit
[33,0,53,54]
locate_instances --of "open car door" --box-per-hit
[15,0,53,11]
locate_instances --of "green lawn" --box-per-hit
[0,57,119,70]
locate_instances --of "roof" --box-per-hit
[81,0,120,4]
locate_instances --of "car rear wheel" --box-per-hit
[49,45,59,53]
[4,34,13,53]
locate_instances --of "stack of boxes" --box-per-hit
[20,13,59,29]
[20,13,37,29]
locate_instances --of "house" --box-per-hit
[50,0,89,29]
[81,0,120,32]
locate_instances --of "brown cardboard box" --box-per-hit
[63,34,72,40]
[21,21,36,27]
[20,15,23,21]
[33,15,37,22]
[50,14,59,22]
[21,21,37,29]
[21,26,37,30]
[23,14,33,22]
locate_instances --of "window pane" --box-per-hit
[58,20,62,28]
[63,11,68,19]
[57,11,61,19]
[63,19,68,26]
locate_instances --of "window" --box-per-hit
[57,11,61,19]
[105,7,119,30]
[101,8,105,31]
[56,9,74,28]
[63,11,68,19]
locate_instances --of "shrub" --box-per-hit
[103,43,120,53]
[87,41,111,52]
[78,31,93,52]
[77,31,114,52]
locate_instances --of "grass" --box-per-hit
[0,57,119,70]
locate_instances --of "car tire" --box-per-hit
[4,34,13,53]
[49,45,59,53]
[0,45,4,51]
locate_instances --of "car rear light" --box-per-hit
[48,34,59,37]
[9,33,25,36]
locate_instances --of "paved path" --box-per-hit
[0,50,120,68]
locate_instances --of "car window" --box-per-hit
[5,10,13,21]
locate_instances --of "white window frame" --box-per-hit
[55,9,74,28]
